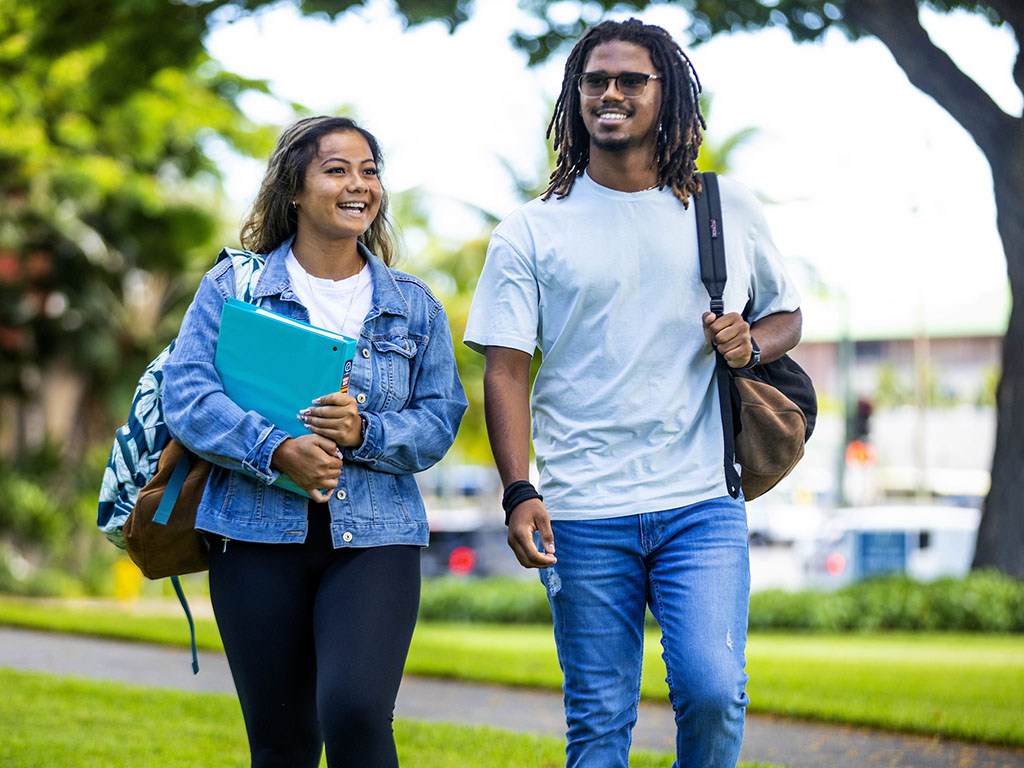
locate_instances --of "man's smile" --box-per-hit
[595,108,631,122]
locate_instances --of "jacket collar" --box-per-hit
[253,235,409,318]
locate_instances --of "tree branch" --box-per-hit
[844,0,1019,163]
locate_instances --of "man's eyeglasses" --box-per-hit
[576,71,661,98]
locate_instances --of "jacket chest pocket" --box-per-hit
[371,334,418,408]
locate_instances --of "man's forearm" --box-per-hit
[483,346,534,487]
[750,308,802,364]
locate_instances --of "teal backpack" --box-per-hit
[96,248,265,671]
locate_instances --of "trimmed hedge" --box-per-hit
[419,571,1024,632]
[749,571,1024,632]
[420,577,552,623]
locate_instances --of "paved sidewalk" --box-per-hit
[2,626,1022,768]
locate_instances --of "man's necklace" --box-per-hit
[303,260,365,333]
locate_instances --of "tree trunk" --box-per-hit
[973,132,1024,578]
[844,0,1024,577]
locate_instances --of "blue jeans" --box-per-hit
[538,495,750,768]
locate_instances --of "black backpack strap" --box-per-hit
[695,172,727,317]
[694,172,742,498]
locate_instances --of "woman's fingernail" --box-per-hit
[335,449,343,459]
[312,397,322,404]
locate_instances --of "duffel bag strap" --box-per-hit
[694,172,742,498]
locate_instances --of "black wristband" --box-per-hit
[501,480,543,526]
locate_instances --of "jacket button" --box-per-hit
[335,489,346,500]
[342,531,353,542]
[356,393,366,403]
[362,348,370,358]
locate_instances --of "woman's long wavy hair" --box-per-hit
[544,18,706,207]
[240,116,398,265]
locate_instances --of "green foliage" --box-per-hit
[0,445,119,596]
[417,572,1024,632]
[978,364,999,407]
[696,93,760,176]
[469,0,1013,64]
[748,571,1024,632]
[0,0,277,447]
[408,231,492,462]
[420,576,552,623]
[873,362,913,408]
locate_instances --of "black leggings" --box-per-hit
[208,502,421,768]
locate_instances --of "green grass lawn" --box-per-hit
[1,596,1022,745]
[0,668,783,768]
[408,624,1024,746]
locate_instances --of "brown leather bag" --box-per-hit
[123,439,212,579]
[729,360,814,500]
[694,172,817,501]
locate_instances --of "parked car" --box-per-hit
[801,505,980,588]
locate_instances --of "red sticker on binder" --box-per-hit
[340,359,352,393]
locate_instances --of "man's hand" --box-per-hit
[271,434,343,503]
[703,311,753,368]
[507,498,557,569]
[299,391,363,447]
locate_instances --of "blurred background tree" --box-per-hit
[0,0,277,458]
[0,0,280,591]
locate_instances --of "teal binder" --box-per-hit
[215,298,358,496]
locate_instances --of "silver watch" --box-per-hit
[741,338,761,369]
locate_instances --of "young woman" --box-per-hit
[163,115,467,767]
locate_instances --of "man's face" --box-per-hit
[579,40,662,154]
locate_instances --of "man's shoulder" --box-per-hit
[498,191,570,225]
[715,175,764,220]
[490,194,557,255]
[492,182,602,251]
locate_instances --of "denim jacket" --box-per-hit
[163,237,467,547]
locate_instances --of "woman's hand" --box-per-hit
[271,434,343,503]
[299,391,363,448]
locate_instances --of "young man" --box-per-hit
[464,18,802,768]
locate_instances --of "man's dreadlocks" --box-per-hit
[543,18,705,206]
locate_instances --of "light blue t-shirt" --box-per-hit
[464,172,801,520]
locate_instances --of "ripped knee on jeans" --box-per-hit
[540,566,562,596]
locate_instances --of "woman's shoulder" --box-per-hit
[385,266,444,313]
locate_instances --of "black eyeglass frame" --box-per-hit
[575,71,662,98]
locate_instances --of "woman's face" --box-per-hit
[293,130,382,244]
